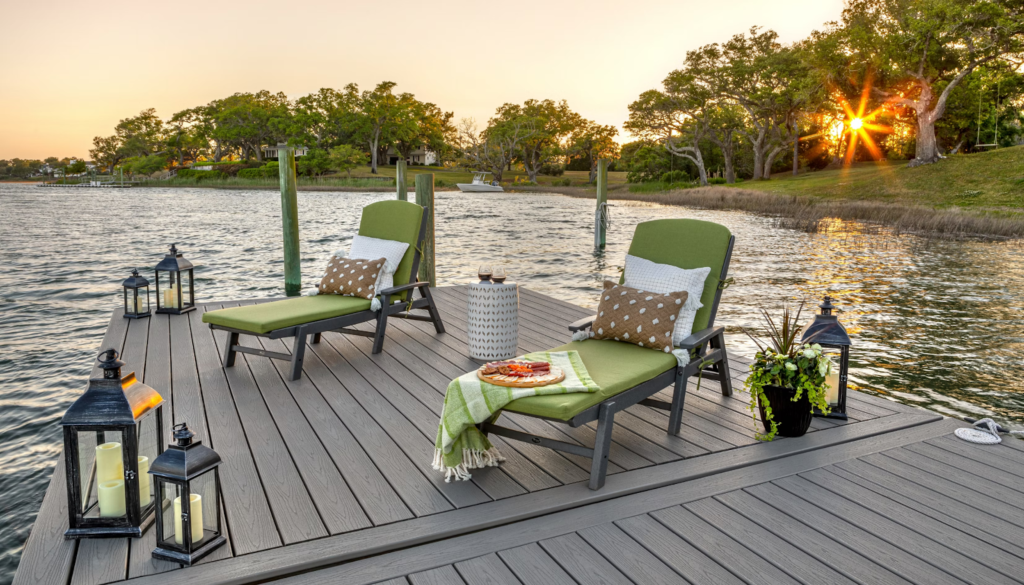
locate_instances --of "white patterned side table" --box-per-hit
[467,281,519,360]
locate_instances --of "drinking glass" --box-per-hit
[492,266,507,284]
[477,264,493,282]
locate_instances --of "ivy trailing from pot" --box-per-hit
[743,301,833,441]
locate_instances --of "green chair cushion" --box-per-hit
[501,339,677,421]
[201,295,372,334]
[358,200,424,300]
[621,219,732,333]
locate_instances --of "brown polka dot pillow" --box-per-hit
[318,256,387,300]
[589,280,689,353]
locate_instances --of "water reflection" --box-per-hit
[0,184,1022,582]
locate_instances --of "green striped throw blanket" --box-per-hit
[433,351,600,482]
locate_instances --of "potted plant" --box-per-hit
[744,301,833,441]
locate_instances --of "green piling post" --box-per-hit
[396,159,408,201]
[414,173,436,286]
[595,159,608,250]
[278,146,301,296]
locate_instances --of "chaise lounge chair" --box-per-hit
[202,200,445,381]
[479,218,734,490]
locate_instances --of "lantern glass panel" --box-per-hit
[821,350,842,407]
[193,471,218,542]
[79,429,129,519]
[157,270,176,309]
[178,271,192,308]
[160,481,183,545]
[136,412,158,510]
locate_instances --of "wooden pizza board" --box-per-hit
[477,365,566,388]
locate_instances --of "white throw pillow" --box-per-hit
[346,235,409,294]
[623,254,710,346]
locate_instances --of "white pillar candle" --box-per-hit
[138,456,151,506]
[825,367,841,406]
[173,494,204,545]
[95,442,123,484]
[98,480,126,517]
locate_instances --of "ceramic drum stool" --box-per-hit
[467,281,519,360]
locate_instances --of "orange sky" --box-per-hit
[0,0,844,160]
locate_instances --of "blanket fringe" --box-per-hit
[370,296,382,312]
[432,447,505,482]
[572,329,591,342]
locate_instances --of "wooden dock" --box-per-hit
[15,286,1022,585]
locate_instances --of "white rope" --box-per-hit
[599,202,611,229]
[955,418,1024,444]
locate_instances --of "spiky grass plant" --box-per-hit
[743,301,833,441]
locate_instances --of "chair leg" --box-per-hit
[421,286,445,334]
[372,295,390,354]
[712,330,733,396]
[668,372,689,436]
[312,332,322,344]
[589,402,615,490]
[223,332,239,368]
[289,327,307,381]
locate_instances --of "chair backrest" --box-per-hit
[622,218,734,333]
[357,200,426,296]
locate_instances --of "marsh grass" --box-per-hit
[562,186,1024,239]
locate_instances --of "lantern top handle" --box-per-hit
[97,349,125,379]
[173,422,195,447]
[156,243,194,271]
[819,296,835,315]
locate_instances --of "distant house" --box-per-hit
[387,147,436,166]
[263,144,309,160]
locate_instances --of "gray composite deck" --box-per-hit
[277,417,1024,585]
[16,286,972,585]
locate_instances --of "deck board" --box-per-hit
[17,286,968,585]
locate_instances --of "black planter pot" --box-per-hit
[758,384,813,438]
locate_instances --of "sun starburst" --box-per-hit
[834,76,893,164]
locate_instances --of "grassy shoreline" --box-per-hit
[552,185,1024,239]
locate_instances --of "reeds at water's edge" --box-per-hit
[554,186,1024,239]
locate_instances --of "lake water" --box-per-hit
[1,184,1022,581]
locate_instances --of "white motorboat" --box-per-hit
[457,172,504,193]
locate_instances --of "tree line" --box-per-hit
[74,81,622,183]
[623,0,1024,185]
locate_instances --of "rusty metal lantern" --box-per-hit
[154,244,196,315]
[122,269,151,319]
[801,296,852,420]
[61,350,164,538]
[150,423,226,566]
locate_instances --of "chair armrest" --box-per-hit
[675,326,723,350]
[379,281,429,296]
[568,316,598,332]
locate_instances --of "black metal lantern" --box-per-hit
[122,269,151,319]
[150,423,226,566]
[61,349,165,538]
[154,244,196,315]
[801,296,852,420]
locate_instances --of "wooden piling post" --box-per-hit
[278,146,301,296]
[595,158,608,251]
[396,159,408,201]
[414,173,436,286]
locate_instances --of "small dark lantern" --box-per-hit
[154,244,196,315]
[801,296,852,420]
[61,350,164,538]
[150,423,226,566]
[122,269,151,319]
